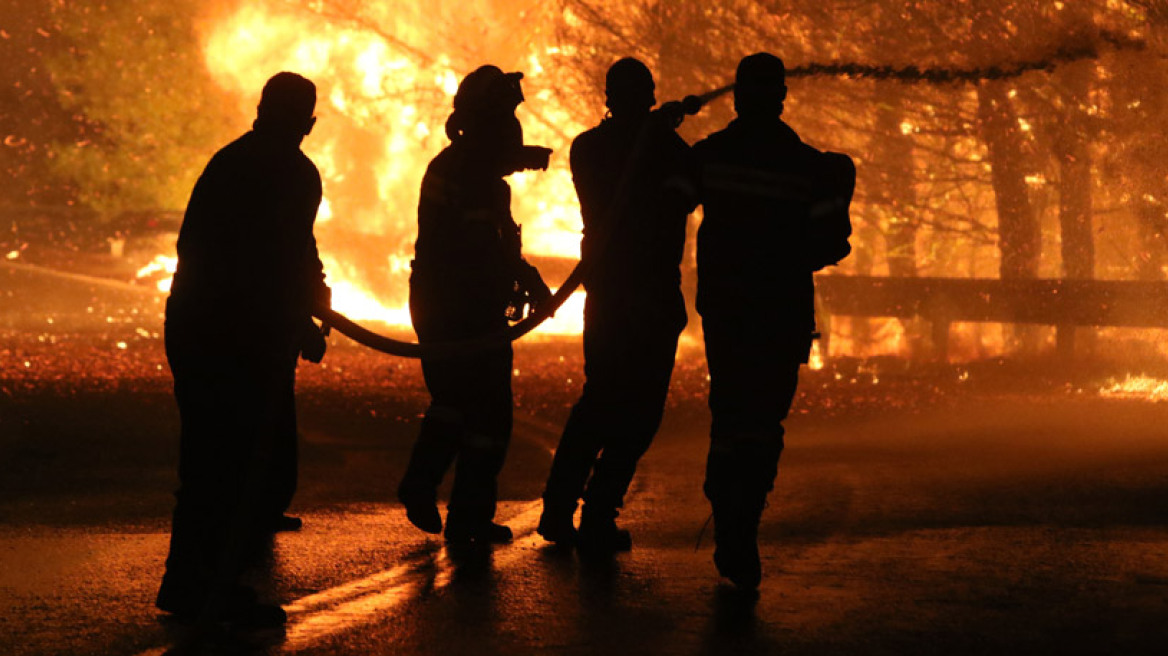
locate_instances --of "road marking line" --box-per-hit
[283,500,543,651]
[133,500,546,656]
[133,415,559,655]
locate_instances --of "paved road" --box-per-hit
[6,392,1168,656]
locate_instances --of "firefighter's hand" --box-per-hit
[300,319,327,364]
[522,269,553,315]
[657,101,686,129]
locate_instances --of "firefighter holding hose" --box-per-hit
[157,72,331,628]
[694,53,854,589]
[398,65,552,545]
[538,58,698,551]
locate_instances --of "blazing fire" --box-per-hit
[1099,375,1168,402]
[136,254,178,293]
[134,1,589,337]
[807,340,825,371]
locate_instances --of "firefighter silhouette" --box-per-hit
[693,53,854,589]
[399,65,552,545]
[156,72,331,627]
[538,58,697,552]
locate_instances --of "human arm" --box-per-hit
[803,151,855,271]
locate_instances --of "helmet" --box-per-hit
[446,65,525,140]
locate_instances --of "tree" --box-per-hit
[44,0,236,220]
[0,0,82,208]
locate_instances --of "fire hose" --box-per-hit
[314,84,734,359]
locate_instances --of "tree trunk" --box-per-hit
[978,80,1042,354]
[978,81,1041,281]
[871,84,927,357]
[873,87,919,279]
[1135,201,1167,281]
[1056,137,1093,281]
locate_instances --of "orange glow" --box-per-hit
[825,317,907,358]
[808,340,825,370]
[135,254,177,292]
[192,2,586,336]
[1099,375,1168,402]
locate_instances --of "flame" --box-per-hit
[134,250,584,336]
[136,254,178,292]
[316,253,584,335]
[808,340,825,370]
[318,281,586,337]
[824,317,907,358]
[1099,375,1168,402]
[191,2,587,336]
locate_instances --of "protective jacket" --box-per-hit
[694,117,853,346]
[411,144,541,339]
[167,130,328,354]
[571,113,695,327]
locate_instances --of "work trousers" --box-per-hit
[403,282,513,526]
[542,294,682,518]
[701,315,804,512]
[159,326,298,603]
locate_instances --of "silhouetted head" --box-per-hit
[605,57,655,117]
[254,72,317,142]
[445,65,525,141]
[734,53,787,119]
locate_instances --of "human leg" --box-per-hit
[702,318,801,588]
[537,393,606,543]
[577,324,680,551]
[445,345,514,543]
[398,403,463,534]
[262,359,300,531]
[158,334,283,624]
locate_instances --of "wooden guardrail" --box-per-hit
[814,275,1168,358]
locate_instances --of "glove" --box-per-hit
[299,318,327,363]
[506,262,552,322]
[518,262,552,314]
[654,96,703,129]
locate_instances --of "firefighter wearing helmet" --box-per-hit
[538,57,698,552]
[397,65,552,545]
[693,53,854,589]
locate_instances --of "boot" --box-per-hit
[704,442,777,590]
[398,485,442,534]
[444,514,513,544]
[397,413,460,534]
[576,505,632,553]
[537,499,578,545]
[158,583,287,630]
[711,500,763,590]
